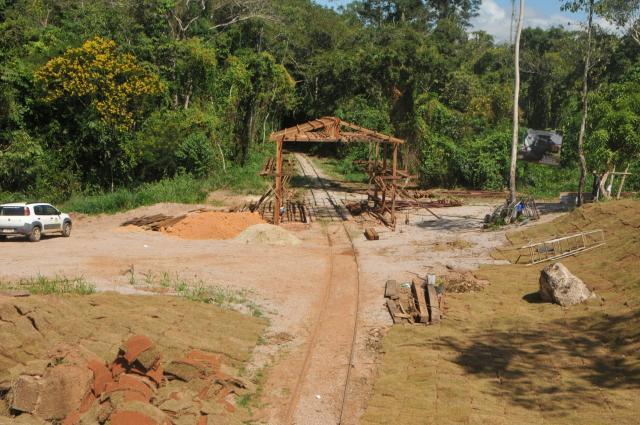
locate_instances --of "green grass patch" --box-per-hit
[0,275,96,295]
[517,163,581,200]
[310,156,367,183]
[60,148,271,214]
[129,270,264,318]
[175,282,264,318]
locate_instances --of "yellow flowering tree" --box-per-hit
[35,37,165,131]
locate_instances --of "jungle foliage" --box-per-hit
[0,0,639,207]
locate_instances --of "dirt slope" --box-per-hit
[361,200,640,425]
[0,292,266,424]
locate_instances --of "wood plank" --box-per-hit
[384,280,399,300]
[426,284,441,323]
[411,278,429,324]
[386,299,400,324]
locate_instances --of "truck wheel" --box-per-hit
[0,235,6,241]
[62,222,72,237]
[29,227,41,242]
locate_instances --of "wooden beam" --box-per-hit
[274,140,283,225]
[340,120,405,144]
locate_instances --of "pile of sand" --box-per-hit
[163,212,265,240]
[235,224,302,246]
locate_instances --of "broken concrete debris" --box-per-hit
[384,276,443,324]
[1,335,255,425]
[539,262,593,306]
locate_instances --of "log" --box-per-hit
[364,228,379,240]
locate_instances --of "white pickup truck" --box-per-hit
[0,202,72,242]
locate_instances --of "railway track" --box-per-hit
[282,153,361,425]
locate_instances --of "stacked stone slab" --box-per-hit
[3,335,255,425]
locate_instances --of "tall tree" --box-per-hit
[509,0,524,203]
[562,0,596,206]
[599,0,640,46]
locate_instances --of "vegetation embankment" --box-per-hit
[1,1,639,210]
[362,200,640,424]
[56,148,270,214]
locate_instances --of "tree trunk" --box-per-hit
[577,0,594,207]
[509,0,525,204]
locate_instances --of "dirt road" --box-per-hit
[0,154,532,424]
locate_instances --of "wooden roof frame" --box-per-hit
[269,116,405,145]
[269,117,403,228]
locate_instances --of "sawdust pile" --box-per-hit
[0,293,266,425]
[163,212,265,240]
[234,224,301,246]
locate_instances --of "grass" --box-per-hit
[362,200,640,425]
[128,270,264,318]
[517,162,582,200]
[58,148,271,215]
[310,156,367,183]
[0,275,96,295]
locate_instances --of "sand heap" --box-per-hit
[234,224,302,246]
[1,335,254,425]
[163,212,265,240]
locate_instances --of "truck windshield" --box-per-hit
[0,206,25,216]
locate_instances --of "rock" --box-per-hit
[104,373,156,403]
[164,360,206,382]
[87,359,112,396]
[35,364,93,421]
[109,401,168,425]
[539,262,592,307]
[120,335,154,365]
[11,375,42,413]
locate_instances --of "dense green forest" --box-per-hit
[1,0,639,210]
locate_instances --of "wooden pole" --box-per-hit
[274,140,283,225]
[392,143,398,230]
[617,165,630,199]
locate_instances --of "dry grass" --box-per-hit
[431,239,476,251]
[362,200,640,425]
[0,292,266,369]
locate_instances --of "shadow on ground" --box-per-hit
[441,309,640,412]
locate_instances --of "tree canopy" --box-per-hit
[0,0,639,202]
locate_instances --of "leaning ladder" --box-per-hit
[520,229,606,266]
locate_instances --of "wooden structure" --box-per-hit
[269,117,405,227]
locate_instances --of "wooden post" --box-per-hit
[274,140,283,225]
[391,143,398,230]
[617,165,630,199]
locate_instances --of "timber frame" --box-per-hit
[269,116,406,227]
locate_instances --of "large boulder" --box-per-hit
[539,262,592,306]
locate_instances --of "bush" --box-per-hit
[176,132,216,178]
[62,174,210,214]
[0,130,46,192]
